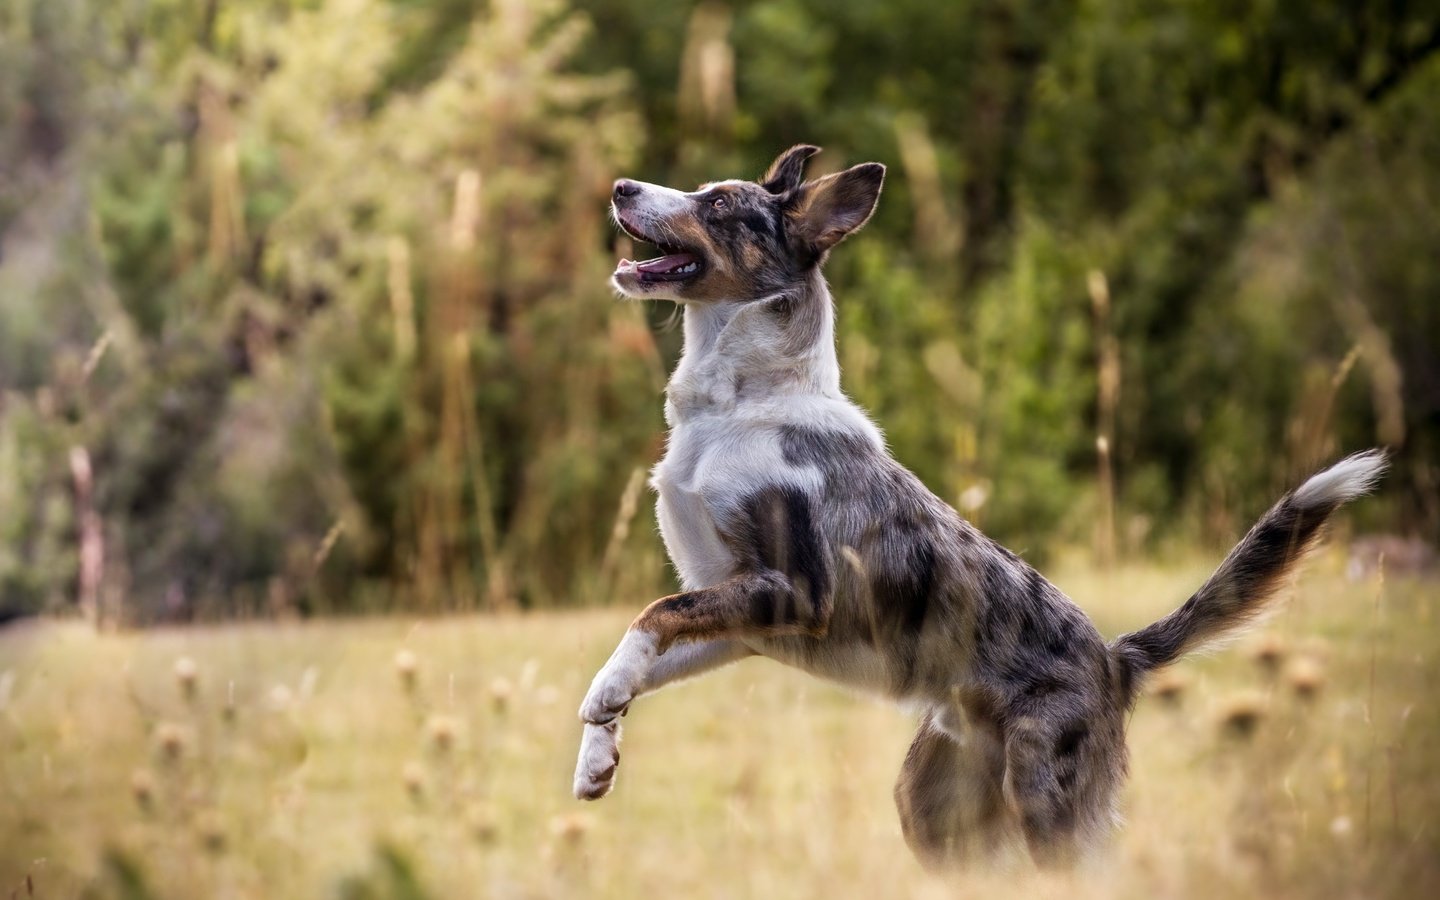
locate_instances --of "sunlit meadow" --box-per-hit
[4,2,1439,898]
[2,553,1435,899]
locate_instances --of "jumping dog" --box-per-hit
[573,144,1386,868]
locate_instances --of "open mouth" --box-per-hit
[614,214,704,284]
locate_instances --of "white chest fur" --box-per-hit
[650,429,739,591]
[648,290,882,592]
[651,410,822,590]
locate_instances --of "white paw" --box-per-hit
[579,631,657,725]
[573,720,621,800]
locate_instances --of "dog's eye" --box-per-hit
[710,196,727,209]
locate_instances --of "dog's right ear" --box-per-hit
[784,161,886,257]
[760,144,821,195]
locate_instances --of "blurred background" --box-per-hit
[3,2,1440,897]
[1,0,1437,623]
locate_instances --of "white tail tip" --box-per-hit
[1293,449,1388,510]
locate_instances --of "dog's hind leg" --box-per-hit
[893,708,1008,870]
[1001,716,1081,868]
[1000,706,1120,869]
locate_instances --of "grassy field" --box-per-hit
[1,552,1436,899]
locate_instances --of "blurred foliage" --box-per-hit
[0,0,1436,620]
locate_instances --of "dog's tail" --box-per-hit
[1109,449,1387,703]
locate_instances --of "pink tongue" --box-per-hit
[636,253,698,274]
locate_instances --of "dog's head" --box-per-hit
[610,145,885,302]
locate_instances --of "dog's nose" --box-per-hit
[613,179,641,201]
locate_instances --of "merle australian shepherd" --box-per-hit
[573,144,1386,869]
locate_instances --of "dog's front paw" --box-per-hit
[579,674,640,725]
[573,721,621,800]
[579,630,657,724]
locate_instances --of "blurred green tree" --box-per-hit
[0,0,1436,620]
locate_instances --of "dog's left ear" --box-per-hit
[785,162,886,256]
[760,144,821,194]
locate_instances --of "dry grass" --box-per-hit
[0,553,1436,898]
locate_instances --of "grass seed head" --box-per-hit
[395,650,419,692]
[1330,815,1354,839]
[1217,692,1268,740]
[1149,670,1188,706]
[402,761,426,802]
[196,814,227,855]
[1250,634,1287,675]
[1287,656,1326,701]
[173,657,198,699]
[154,723,189,763]
[490,676,512,713]
[427,715,459,754]
[549,812,592,846]
[130,769,156,810]
[467,804,498,844]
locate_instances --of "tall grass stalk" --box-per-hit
[1089,269,1119,568]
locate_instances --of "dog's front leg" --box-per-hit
[574,720,623,800]
[645,637,755,689]
[580,569,827,725]
[572,638,751,801]
[577,628,663,729]
[574,567,830,800]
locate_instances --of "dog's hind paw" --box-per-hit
[573,720,621,801]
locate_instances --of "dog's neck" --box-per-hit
[665,269,841,425]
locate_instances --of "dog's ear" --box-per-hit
[760,144,821,195]
[785,162,886,255]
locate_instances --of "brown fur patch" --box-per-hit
[631,571,829,654]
